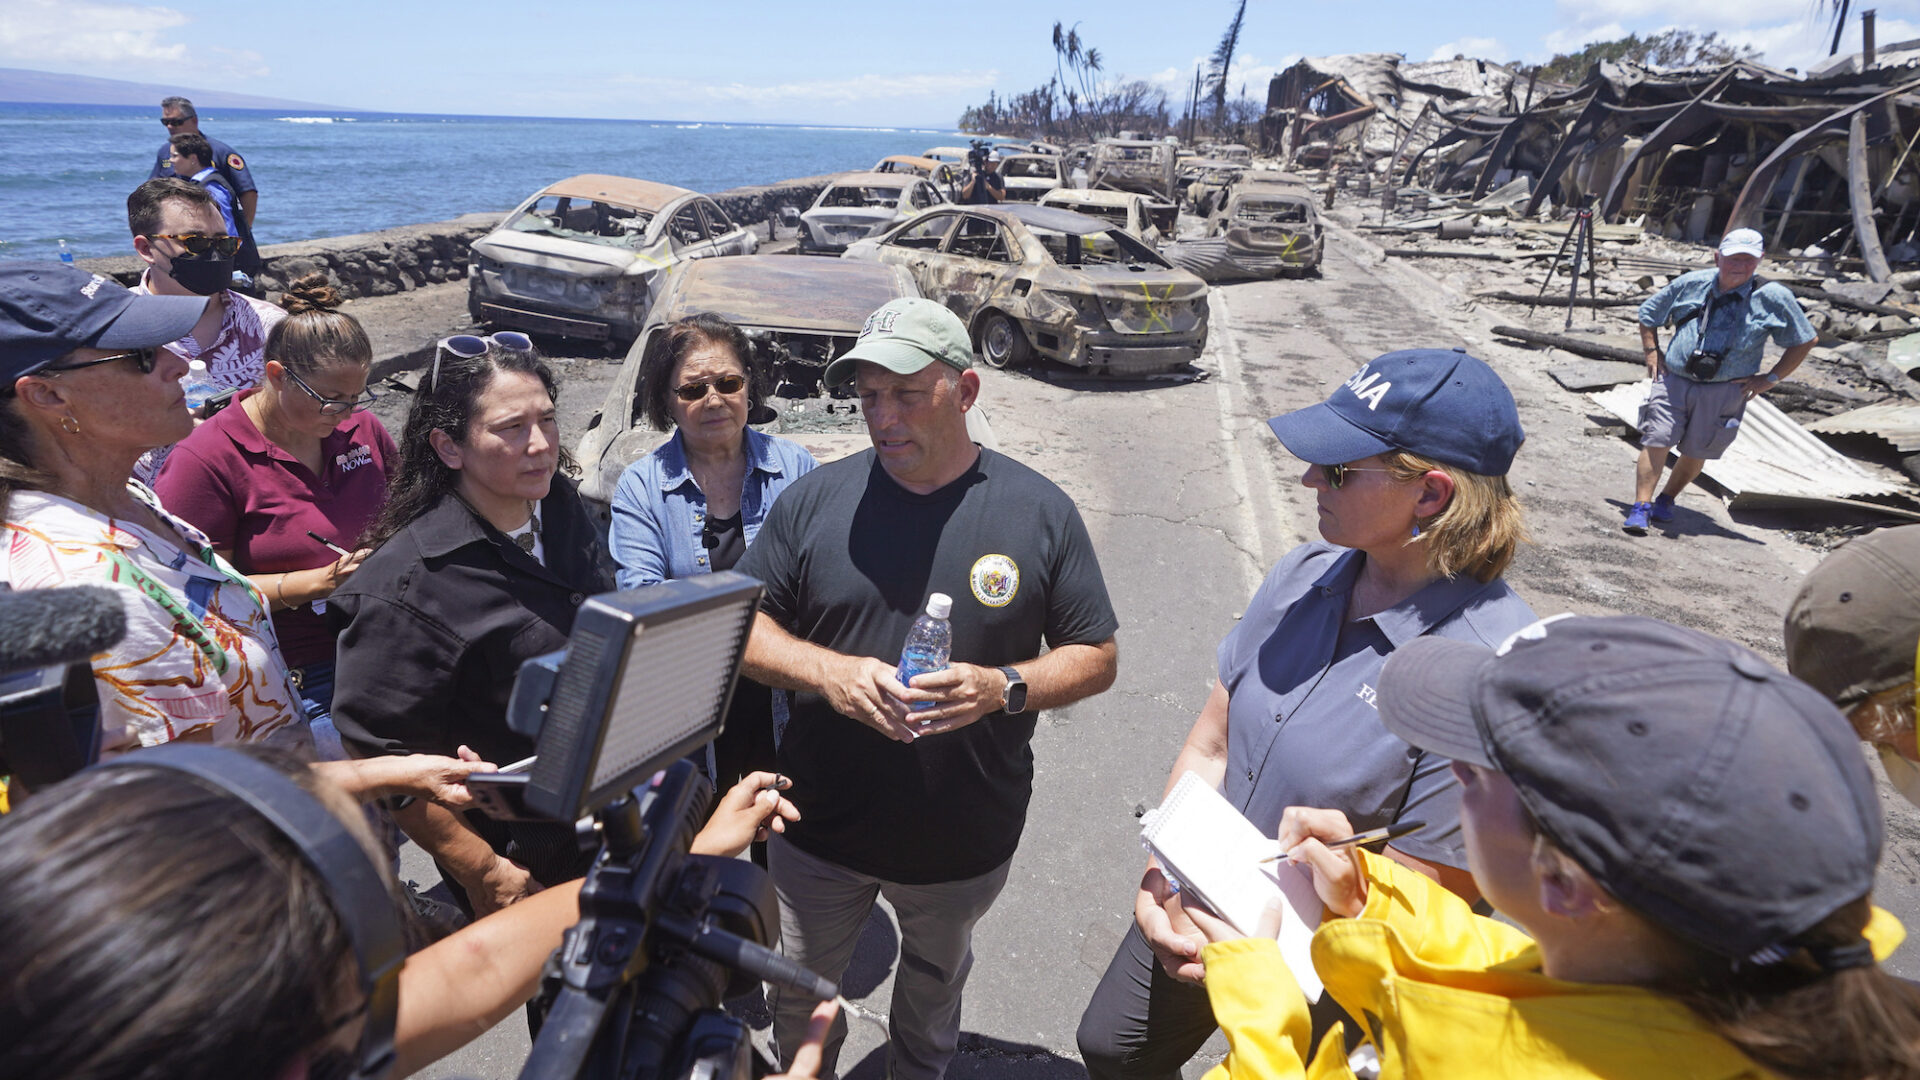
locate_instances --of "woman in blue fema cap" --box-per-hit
[1185,614,1920,1079]
[1079,348,1537,1077]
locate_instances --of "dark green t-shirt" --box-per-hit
[738,446,1118,883]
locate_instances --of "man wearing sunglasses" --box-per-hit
[125,179,287,482]
[147,96,257,230]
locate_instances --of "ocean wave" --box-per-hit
[279,116,357,124]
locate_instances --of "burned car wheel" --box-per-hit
[978,312,1031,370]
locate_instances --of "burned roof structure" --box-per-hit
[1277,42,1920,282]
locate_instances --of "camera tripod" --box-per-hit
[1531,197,1600,331]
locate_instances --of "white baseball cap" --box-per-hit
[1719,228,1765,258]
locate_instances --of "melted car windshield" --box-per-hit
[1002,158,1059,179]
[822,186,906,209]
[1235,199,1310,224]
[1027,223,1156,267]
[506,196,655,248]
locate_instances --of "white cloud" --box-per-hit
[1148,52,1297,104]
[1428,37,1509,62]
[1556,0,1814,23]
[0,0,268,78]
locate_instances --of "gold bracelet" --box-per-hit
[274,574,290,611]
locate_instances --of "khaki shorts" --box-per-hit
[1639,371,1749,460]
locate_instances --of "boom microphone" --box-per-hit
[0,584,128,675]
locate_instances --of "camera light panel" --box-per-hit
[592,601,753,794]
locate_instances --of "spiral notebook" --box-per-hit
[1139,771,1324,1002]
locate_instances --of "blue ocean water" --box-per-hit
[0,102,960,259]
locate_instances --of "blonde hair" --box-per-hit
[1384,450,1527,583]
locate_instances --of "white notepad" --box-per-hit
[1139,771,1325,1001]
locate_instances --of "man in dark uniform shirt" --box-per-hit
[149,96,258,229]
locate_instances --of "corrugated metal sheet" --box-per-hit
[1807,402,1920,453]
[1589,380,1911,502]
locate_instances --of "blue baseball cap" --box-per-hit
[1266,348,1524,477]
[0,262,206,382]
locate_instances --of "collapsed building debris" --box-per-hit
[1267,42,1920,283]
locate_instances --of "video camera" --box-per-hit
[968,138,993,171]
[465,571,837,1080]
[0,584,123,794]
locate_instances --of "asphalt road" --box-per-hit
[411,216,1920,1079]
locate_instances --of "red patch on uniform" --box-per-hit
[227,153,245,171]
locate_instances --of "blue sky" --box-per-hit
[4,0,1915,126]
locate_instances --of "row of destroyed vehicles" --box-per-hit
[462,144,1318,512]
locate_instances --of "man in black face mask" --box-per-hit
[125,177,288,482]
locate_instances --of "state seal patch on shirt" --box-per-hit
[227,153,246,171]
[970,553,1018,608]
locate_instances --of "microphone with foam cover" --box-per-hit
[0,584,129,676]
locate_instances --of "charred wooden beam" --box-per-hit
[1492,325,1645,363]
[1479,291,1637,308]
[1849,110,1893,283]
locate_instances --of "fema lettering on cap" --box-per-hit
[1340,362,1392,412]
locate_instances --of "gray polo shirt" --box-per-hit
[1219,542,1537,869]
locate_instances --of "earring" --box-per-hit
[1411,522,1422,538]
[59,416,80,435]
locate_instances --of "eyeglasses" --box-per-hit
[160,116,190,128]
[147,233,241,257]
[284,366,378,415]
[675,374,747,402]
[430,332,534,390]
[1318,462,1395,489]
[43,347,161,376]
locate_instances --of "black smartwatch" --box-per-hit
[998,666,1028,715]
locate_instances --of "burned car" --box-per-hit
[997,153,1066,202]
[1087,139,1178,202]
[1208,186,1324,276]
[1037,188,1165,245]
[921,146,971,164]
[872,154,962,191]
[842,203,1209,376]
[1176,157,1245,215]
[575,255,994,514]
[797,173,948,255]
[468,174,757,344]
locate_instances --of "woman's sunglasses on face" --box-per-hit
[145,233,241,257]
[675,374,747,402]
[1318,462,1395,489]
[43,347,161,376]
[430,332,534,389]
[283,366,378,415]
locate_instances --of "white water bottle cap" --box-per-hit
[926,592,952,619]
[188,360,208,373]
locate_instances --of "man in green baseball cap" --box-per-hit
[741,295,1121,1079]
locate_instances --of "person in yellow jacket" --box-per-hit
[1181,613,1920,1080]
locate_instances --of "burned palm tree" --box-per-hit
[1206,0,1248,128]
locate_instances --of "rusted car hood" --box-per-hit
[654,255,916,335]
[470,230,657,277]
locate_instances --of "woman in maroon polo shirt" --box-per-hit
[154,274,395,755]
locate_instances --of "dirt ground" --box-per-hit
[363,215,1920,1080]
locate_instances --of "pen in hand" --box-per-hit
[1259,819,1426,864]
[305,530,353,558]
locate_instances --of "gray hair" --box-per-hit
[160,96,197,120]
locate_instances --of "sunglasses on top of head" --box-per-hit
[429,332,534,389]
[147,233,241,257]
[1317,462,1395,489]
[675,374,747,402]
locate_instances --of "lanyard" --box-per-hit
[105,491,264,676]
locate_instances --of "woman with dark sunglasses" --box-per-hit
[608,314,817,794]
[0,261,311,753]
[328,330,615,917]
[152,274,394,757]
[1077,350,1538,1080]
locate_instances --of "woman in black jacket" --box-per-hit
[331,333,615,916]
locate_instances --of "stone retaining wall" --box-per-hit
[77,175,840,301]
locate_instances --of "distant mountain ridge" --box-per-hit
[0,67,342,111]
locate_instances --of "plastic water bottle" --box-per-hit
[57,239,73,265]
[897,592,952,713]
[181,360,219,411]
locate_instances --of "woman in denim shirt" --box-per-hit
[609,313,817,789]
